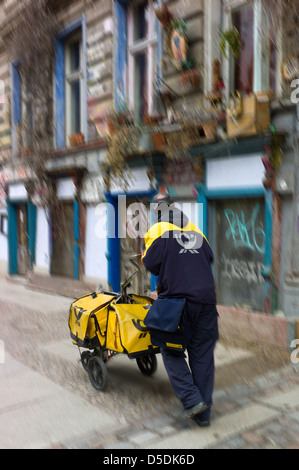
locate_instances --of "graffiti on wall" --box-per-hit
[221,253,265,285]
[224,202,266,255]
[217,199,266,311]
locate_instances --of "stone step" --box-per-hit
[25,273,98,299]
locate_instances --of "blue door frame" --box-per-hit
[74,199,80,281]
[105,190,156,293]
[7,198,37,275]
[196,184,273,313]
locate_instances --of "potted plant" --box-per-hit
[68,132,85,146]
[220,27,241,60]
[180,68,200,87]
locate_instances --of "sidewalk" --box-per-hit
[0,278,299,449]
[0,353,123,449]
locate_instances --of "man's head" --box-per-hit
[152,193,175,214]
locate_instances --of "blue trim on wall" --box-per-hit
[11,63,21,125]
[197,192,208,237]
[196,185,265,200]
[57,17,83,39]
[7,200,18,275]
[105,193,121,292]
[109,190,157,198]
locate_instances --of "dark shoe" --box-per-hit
[193,414,210,427]
[183,402,208,419]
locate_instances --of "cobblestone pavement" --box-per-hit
[1,279,299,449]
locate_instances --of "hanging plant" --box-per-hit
[173,18,188,36]
[154,4,172,29]
[220,27,241,60]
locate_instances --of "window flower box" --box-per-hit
[68,133,85,146]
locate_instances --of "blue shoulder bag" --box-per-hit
[144,297,187,351]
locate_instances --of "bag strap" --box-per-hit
[113,315,118,350]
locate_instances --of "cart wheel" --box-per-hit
[136,354,157,376]
[88,356,108,391]
[81,351,91,371]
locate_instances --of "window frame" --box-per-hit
[21,74,34,151]
[221,0,281,98]
[64,31,84,139]
[127,0,159,120]
[54,16,87,149]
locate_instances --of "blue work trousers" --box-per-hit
[161,301,219,420]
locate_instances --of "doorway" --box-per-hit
[16,204,29,276]
[51,202,75,278]
[120,196,151,295]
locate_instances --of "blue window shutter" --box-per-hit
[114,1,128,111]
[54,39,65,149]
[11,63,21,126]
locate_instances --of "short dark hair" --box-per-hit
[152,193,174,207]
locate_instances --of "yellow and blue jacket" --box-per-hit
[142,208,217,304]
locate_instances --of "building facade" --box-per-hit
[0,0,298,330]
